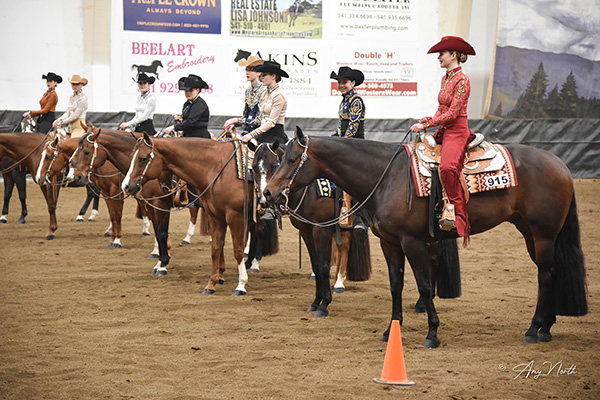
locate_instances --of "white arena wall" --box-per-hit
[0,0,498,120]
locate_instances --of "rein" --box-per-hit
[282,136,405,228]
[134,142,239,213]
[0,132,51,175]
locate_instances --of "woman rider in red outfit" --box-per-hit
[410,36,476,244]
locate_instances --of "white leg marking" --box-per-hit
[151,239,160,256]
[334,271,346,289]
[142,216,150,234]
[182,221,196,243]
[250,259,260,273]
[234,260,248,293]
[104,222,112,235]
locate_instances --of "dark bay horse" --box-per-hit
[1,156,28,224]
[122,132,259,295]
[264,128,587,347]
[69,126,203,277]
[253,141,460,318]
[0,132,63,239]
[37,136,130,247]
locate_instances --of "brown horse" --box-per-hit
[0,156,28,224]
[122,132,258,295]
[0,132,62,239]
[67,125,206,277]
[37,136,131,247]
[264,128,587,347]
[252,140,460,317]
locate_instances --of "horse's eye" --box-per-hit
[287,157,296,164]
[84,151,90,156]
[45,156,50,160]
[139,157,148,163]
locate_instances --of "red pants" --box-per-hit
[435,117,474,242]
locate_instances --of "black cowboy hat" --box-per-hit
[330,66,364,86]
[136,72,156,84]
[178,74,209,90]
[253,61,289,78]
[42,72,63,83]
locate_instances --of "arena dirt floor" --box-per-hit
[0,179,598,400]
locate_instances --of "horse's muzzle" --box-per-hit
[72,174,89,187]
[125,181,142,196]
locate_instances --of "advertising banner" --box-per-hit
[230,0,322,38]
[123,0,222,34]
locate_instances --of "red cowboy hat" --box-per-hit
[427,36,476,55]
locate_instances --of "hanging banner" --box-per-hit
[487,0,600,119]
[123,0,222,34]
[230,0,322,38]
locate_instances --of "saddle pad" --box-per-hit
[232,141,246,180]
[404,143,518,198]
[314,178,335,198]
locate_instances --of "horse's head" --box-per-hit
[263,126,316,206]
[251,140,285,206]
[36,137,77,185]
[122,131,163,196]
[234,49,251,62]
[154,60,163,68]
[20,116,37,133]
[71,124,106,186]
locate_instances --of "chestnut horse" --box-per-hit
[68,125,207,277]
[123,132,259,295]
[252,141,461,317]
[37,136,131,247]
[0,132,63,239]
[264,128,587,347]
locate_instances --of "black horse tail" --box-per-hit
[258,219,279,257]
[433,238,461,298]
[346,229,372,281]
[553,193,588,316]
[199,207,210,236]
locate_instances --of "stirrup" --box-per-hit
[439,204,456,231]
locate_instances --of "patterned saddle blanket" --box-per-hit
[404,133,518,197]
[314,178,335,198]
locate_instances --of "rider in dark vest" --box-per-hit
[164,74,210,138]
[24,72,62,134]
[330,66,369,231]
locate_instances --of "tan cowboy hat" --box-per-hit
[238,55,264,68]
[69,74,88,86]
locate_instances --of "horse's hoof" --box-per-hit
[249,268,260,274]
[142,232,151,236]
[155,270,167,278]
[423,338,440,349]
[17,218,26,224]
[309,275,315,281]
[314,309,329,318]
[104,232,111,237]
[538,332,552,342]
[414,304,426,313]
[113,243,122,249]
[523,334,539,344]
[231,290,246,296]
[218,279,225,285]
[107,243,114,248]
[46,235,55,241]
[151,269,158,276]
[0,219,6,224]
[332,287,344,294]
[202,289,216,295]
[307,305,318,312]
[148,254,159,259]
[181,240,190,245]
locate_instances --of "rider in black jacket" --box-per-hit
[164,74,210,138]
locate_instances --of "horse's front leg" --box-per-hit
[204,217,227,294]
[332,231,351,293]
[181,206,199,245]
[41,184,59,240]
[229,214,249,296]
[312,227,334,317]
[402,236,440,348]
[379,238,406,342]
[0,173,15,223]
[151,204,171,277]
[300,229,323,314]
[105,197,124,248]
[15,169,28,224]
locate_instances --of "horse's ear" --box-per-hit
[81,120,88,131]
[89,127,101,142]
[143,131,153,147]
[270,140,280,152]
[247,141,257,152]
[52,137,59,146]
[295,126,306,146]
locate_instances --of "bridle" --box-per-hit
[281,137,309,209]
[135,136,156,185]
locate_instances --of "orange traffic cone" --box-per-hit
[373,320,415,386]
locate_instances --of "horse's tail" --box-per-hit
[131,64,138,70]
[553,193,588,316]
[434,238,461,298]
[257,219,279,257]
[346,229,371,281]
